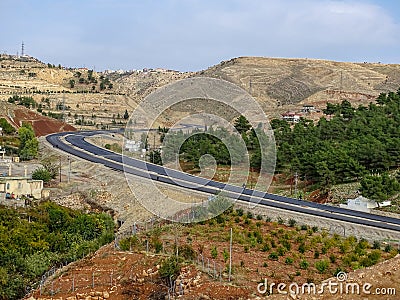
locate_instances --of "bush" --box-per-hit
[285,257,294,265]
[223,249,229,263]
[178,244,196,260]
[256,215,263,220]
[384,244,392,253]
[246,211,253,219]
[268,252,279,260]
[0,118,15,134]
[32,167,52,183]
[211,246,218,259]
[300,224,308,230]
[277,247,286,256]
[265,216,272,222]
[372,241,381,249]
[236,208,243,216]
[299,259,309,269]
[153,239,163,253]
[288,219,296,227]
[314,250,320,259]
[277,217,284,225]
[360,250,381,267]
[262,243,270,252]
[298,243,306,254]
[315,260,329,273]
[119,236,139,251]
[159,256,180,285]
[329,254,336,263]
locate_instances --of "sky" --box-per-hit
[1,0,399,71]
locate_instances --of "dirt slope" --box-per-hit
[198,57,400,117]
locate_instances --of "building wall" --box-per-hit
[0,178,43,199]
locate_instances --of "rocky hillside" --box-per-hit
[198,57,400,117]
[2,54,400,128]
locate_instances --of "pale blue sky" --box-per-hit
[1,0,399,71]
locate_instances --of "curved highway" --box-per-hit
[46,130,400,233]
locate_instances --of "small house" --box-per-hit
[282,112,301,123]
[0,176,43,199]
[339,196,391,213]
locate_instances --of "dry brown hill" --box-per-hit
[198,57,400,117]
[2,55,400,129]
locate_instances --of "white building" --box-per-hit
[340,196,391,213]
[124,140,142,152]
[282,112,301,123]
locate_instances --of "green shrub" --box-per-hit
[223,249,229,263]
[298,243,306,254]
[285,257,294,265]
[178,244,196,260]
[211,246,218,259]
[314,250,320,259]
[119,236,139,251]
[372,241,381,249]
[300,224,308,230]
[257,215,263,220]
[288,219,296,227]
[159,256,180,284]
[268,252,279,260]
[299,259,309,269]
[262,243,270,252]
[315,260,329,273]
[277,217,284,225]
[277,247,286,256]
[329,254,336,263]
[236,208,243,216]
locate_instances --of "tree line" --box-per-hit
[272,89,400,201]
[159,119,274,172]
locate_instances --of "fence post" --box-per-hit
[92,272,95,288]
[72,275,75,292]
[110,272,113,287]
[213,261,216,278]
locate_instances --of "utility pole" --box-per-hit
[59,156,62,182]
[21,41,25,57]
[68,156,71,183]
[294,171,298,198]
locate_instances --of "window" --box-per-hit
[6,183,10,190]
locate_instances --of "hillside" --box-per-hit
[0,54,136,131]
[198,57,400,118]
[2,55,400,127]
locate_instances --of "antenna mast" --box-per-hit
[21,41,25,57]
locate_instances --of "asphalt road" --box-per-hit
[46,130,400,233]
